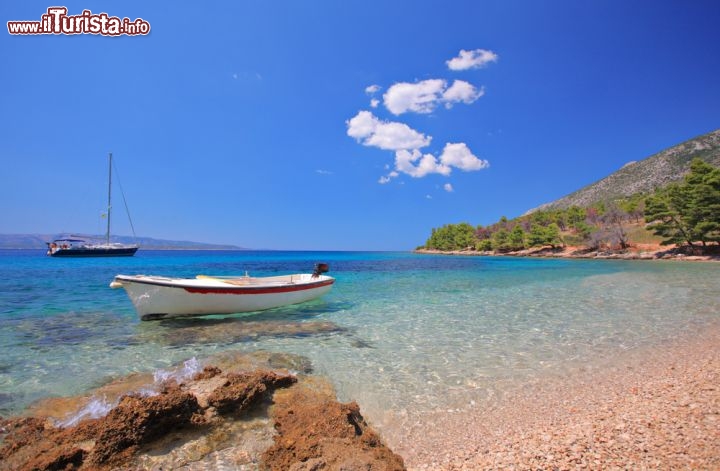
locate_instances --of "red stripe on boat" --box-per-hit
[182,279,334,295]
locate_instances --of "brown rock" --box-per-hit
[87,384,202,467]
[206,370,297,414]
[193,365,222,380]
[23,445,87,471]
[262,382,406,471]
[0,417,96,471]
[0,416,48,456]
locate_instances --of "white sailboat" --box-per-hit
[47,153,139,257]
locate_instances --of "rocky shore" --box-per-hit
[0,350,405,471]
[416,243,720,262]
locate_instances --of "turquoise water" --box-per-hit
[1,249,718,426]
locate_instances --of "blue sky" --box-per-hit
[2,1,719,250]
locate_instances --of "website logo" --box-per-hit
[7,7,151,36]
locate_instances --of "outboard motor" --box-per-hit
[313,263,330,278]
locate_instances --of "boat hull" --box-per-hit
[49,246,138,257]
[111,273,334,320]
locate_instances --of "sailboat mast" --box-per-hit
[107,152,112,245]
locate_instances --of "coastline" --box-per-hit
[415,244,720,262]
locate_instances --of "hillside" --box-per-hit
[529,128,720,212]
[0,233,246,250]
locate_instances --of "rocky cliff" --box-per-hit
[529,128,720,212]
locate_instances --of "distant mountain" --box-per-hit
[0,233,246,250]
[528,128,720,213]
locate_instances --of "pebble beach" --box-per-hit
[392,320,720,470]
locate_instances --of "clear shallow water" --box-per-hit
[1,249,718,425]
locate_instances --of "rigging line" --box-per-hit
[111,157,138,240]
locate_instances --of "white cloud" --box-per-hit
[375,142,488,183]
[346,111,431,151]
[386,142,487,180]
[370,98,379,108]
[315,169,333,175]
[395,149,451,178]
[383,79,483,115]
[443,81,484,108]
[378,171,398,184]
[439,142,489,171]
[446,49,498,70]
[383,79,446,115]
[365,84,381,94]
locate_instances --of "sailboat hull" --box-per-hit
[48,245,138,257]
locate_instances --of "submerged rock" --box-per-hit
[150,319,346,346]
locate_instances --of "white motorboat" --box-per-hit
[110,264,334,320]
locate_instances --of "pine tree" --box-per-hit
[491,228,510,252]
[644,158,720,248]
[545,223,563,248]
[508,225,526,250]
[645,183,695,246]
[685,159,720,245]
[527,224,547,247]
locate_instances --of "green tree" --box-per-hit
[685,159,720,245]
[425,225,454,250]
[424,223,478,251]
[545,223,563,248]
[476,239,493,251]
[619,194,645,223]
[566,206,587,228]
[645,184,694,246]
[527,223,563,248]
[550,210,568,231]
[508,225,526,250]
[527,224,548,247]
[453,222,479,249]
[491,228,510,252]
[574,221,593,243]
[531,211,551,226]
[644,158,720,247]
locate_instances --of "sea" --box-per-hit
[1,249,719,430]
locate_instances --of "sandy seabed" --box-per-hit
[387,321,720,470]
